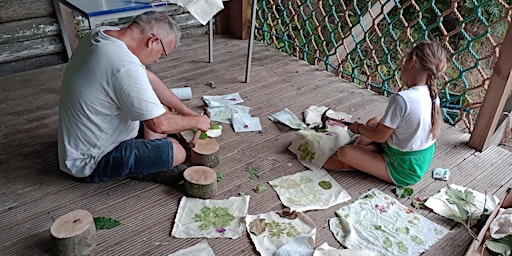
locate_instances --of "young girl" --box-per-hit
[323,41,447,186]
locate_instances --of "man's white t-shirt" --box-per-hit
[58,27,166,177]
[380,85,436,151]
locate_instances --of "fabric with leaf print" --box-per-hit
[172,196,249,239]
[245,211,316,256]
[269,169,351,212]
[232,113,262,132]
[203,92,244,107]
[329,189,449,256]
[268,108,307,129]
[207,105,252,124]
[288,125,351,171]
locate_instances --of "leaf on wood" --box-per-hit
[254,184,268,193]
[216,171,224,182]
[94,216,121,230]
[248,218,267,236]
[395,186,414,198]
[485,235,512,255]
[277,209,299,220]
[445,185,476,220]
[246,167,260,180]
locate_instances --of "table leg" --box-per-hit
[209,18,214,63]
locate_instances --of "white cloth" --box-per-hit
[58,27,165,177]
[268,108,307,129]
[330,189,449,256]
[167,240,215,256]
[269,169,351,212]
[380,85,436,151]
[203,92,244,107]
[232,113,262,132]
[207,105,252,124]
[245,211,316,256]
[425,184,499,223]
[172,196,250,239]
[490,208,512,239]
[313,242,380,256]
[289,125,351,171]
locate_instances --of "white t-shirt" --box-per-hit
[58,27,166,177]
[380,85,436,151]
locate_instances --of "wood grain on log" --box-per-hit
[190,138,220,168]
[50,209,97,256]
[183,166,217,199]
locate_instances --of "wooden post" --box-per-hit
[468,21,512,151]
[215,0,251,39]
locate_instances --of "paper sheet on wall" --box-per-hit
[177,0,224,25]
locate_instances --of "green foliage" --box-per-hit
[485,235,512,256]
[297,142,316,162]
[395,186,414,198]
[266,220,300,238]
[246,167,260,180]
[445,185,476,221]
[193,206,235,231]
[254,184,268,193]
[93,217,121,230]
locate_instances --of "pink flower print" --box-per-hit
[229,98,237,101]
[405,208,414,214]
[374,204,387,213]
[244,124,249,129]
[216,227,227,234]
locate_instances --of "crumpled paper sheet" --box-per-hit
[268,108,307,129]
[171,196,250,239]
[177,0,224,25]
[203,92,244,108]
[245,210,316,256]
[232,113,262,132]
[207,105,252,124]
[313,242,380,256]
[289,125,351,171]
[330,189,449,256]
[269,169,351,212]
[167,240,215,256]
[425,184,499,223]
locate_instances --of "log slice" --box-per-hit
[191,138,220,168]
[50,209,97,256]
[183,166,217,199]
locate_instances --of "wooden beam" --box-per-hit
[468,22,512,151]
[214,0,251,40]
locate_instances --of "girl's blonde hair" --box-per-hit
[407,41,447,139]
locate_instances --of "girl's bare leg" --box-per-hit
[336,145,394,184]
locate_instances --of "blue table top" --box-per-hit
[62,0,177,17]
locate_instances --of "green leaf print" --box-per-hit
[298,142,316,162]
[374,225,382,231]
[396,227,410,235]
[300,175,313,184]
[396,241,408,253]
[276,178,300,189]
[408,216,421,225]
[362,194,374,200]
[318,180,332,190]
[383,237,393,248]
[410,235,425,245]
[266,220,300,239]
[193,206,235,231]
[434,228,444,236]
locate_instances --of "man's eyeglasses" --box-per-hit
[151,33,167,57]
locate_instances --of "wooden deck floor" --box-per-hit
[1,35,511,255]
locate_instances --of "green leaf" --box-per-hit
[445,185,476,220]
[318,180,332,190]
[210,124,221,130]
[199,132,208,139]
[216,171,224,182]
[485,235,512,255]
[94,217,121,230]
[246,167,260,180]
[254,184,268,193]
[395,186,413,198]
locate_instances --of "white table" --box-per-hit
[53,0,214,62]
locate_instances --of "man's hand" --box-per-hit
[196,115,211,132]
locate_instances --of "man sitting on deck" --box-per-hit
[58,11,210,184]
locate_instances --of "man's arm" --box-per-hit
[147,70,198,116]
[144,111,211,135]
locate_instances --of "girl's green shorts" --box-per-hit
[384,143,435,186]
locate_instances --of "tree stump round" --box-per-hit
[50,209,97,256]
[183,166,217,199]
[191,138,220,168]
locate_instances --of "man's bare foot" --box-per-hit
[323,155,355,171]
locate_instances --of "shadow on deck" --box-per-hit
[1,35,511,255]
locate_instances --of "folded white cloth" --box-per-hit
[490,208,512,239]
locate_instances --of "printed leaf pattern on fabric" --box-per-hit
[274,176,323,206]
[193,206,235,232]
[266,220,300,239]
[298,142,315,162]
[329,189,449,256]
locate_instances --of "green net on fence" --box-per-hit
[254,0,512,131]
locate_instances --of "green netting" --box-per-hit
[254,0,512,131]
